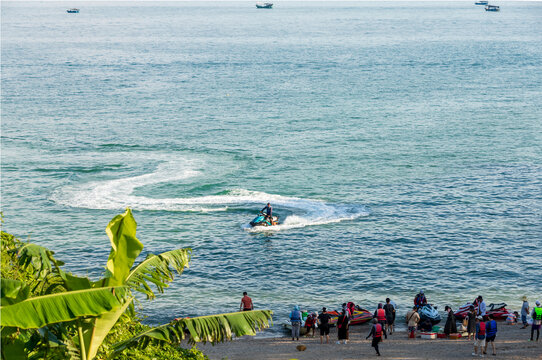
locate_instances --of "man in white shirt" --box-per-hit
[477,296,487,319]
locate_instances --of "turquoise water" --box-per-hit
[2,1,541,332]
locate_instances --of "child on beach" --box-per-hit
[366,318,383,356]
[473,316,486,357]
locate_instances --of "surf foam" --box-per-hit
[51,159,369,229]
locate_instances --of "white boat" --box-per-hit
[256,3,273,9]
[66,8,80,13]
[485,5,500,11]
[475,1,488,5]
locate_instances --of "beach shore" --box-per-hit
[199,323,541,360]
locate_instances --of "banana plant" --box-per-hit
[1,209,273,360]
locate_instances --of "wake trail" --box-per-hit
[51,159,369,230]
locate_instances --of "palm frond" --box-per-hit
[125,249,191,299]
[109,310,272,357]
[0,286,127,329]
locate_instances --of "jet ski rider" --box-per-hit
[414,290,428,309]
[261,203,273,223]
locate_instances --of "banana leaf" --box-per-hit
[125,249,191,299]
[109,310,273,357]
[81,297,133,360]
[0,286,127,329]
[17,243,64,278]
[104,209,143,287]
[1,278,30,306]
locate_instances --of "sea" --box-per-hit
[1,1,541,334]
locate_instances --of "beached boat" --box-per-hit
[475,1,488,5]
[454,302,512,320]
[66,8,80,13]
[485,5,500,11]
[282,307,372,335]
[256,3,273,9]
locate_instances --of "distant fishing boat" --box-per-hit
[485,5,500,11]
[66,8,80,13]
[475,1,488,5]
[256,3,273,9]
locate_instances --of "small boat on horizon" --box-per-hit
[256,2,273,9]
[485,4,500,11]
[475,1,488,5]
[66,8,80,13]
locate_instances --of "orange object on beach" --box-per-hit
[449,333,462,339]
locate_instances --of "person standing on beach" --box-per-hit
[477,296,487,320]
[383,298,396,335]
[374,303,388,339]
[484,314,498,356]
[406,306,420,338]
[467,305,477,340]
[521,296,530,329]
[337,309,349,344]
[473,316,486,357]
[240,292,253,311]
[444,306,457,336]
[530,301,542,341]
[304,312,317,337]
[366,318,383,356]
[289,305,302,341]
[318,307,331,344]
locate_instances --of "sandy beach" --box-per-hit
[199,324,541,360]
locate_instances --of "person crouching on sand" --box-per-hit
[366,318,383,356]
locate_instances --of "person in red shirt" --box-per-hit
[240,292,253,311]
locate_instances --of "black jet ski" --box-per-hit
[249,213,279,227]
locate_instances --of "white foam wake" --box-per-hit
[51,159,369,230]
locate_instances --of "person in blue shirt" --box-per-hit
[289,305,302,341]
[484,314,498,356]
[261,203,273,222]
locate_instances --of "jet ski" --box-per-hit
[418,304,441,325]
[249,213,279,227]
[455,302,511,320]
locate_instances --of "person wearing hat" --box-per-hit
[289,305,302,341]
[473,316,486,356]
[414,289,427,309]
[530,300,542,341]
[521,296,530,328]
[318,307,331,344]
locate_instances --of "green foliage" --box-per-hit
[0,210,272,360]
[98,315,208,360]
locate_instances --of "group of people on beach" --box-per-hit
[241,290,542,358]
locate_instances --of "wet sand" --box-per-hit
[199,323,541,359]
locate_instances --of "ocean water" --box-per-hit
[2,1,541,333]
